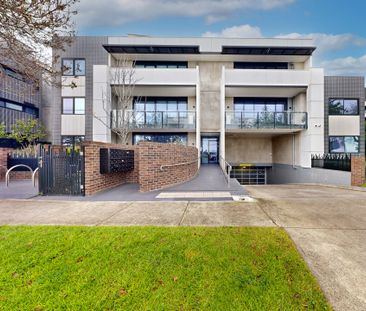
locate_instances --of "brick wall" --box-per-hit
[138,142,198,192]
[0,147,33,181]
[351,155,365,186]
[83,141,199,195]
[83,141,139,195]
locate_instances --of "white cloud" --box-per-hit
[321,55,366,76]
[201,24,366,77]
[203,25,262,38]
[75,0,295,27]
[276,32,366,54]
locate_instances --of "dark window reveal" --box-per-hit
[234,62,288,70]
[329,99,358,115]
[135,61,188,68]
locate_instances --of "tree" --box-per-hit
[8,119,47,148]
[94,56,139,144]
[0,0,78,85]
[0,123,6,138]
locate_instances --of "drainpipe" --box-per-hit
[220,65,226,170]
[292,133,296,168]
[196,65,201,169]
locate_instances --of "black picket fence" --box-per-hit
[38,146,85,196]
[311,153,351,172]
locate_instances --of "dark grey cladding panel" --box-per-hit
[51,36,108,144]
[324,76,365,154]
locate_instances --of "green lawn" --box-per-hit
[0,226,330,310]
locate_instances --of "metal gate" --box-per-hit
[38,146,85,196]
[230,167,267,185]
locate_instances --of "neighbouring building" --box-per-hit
[0,61,41,136]
[48,36,365,185]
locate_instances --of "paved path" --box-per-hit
[1,184,366,310]
[0,200,272,227]
[0,180,38,199]
[34,164,246,201]
[246,184,366,311]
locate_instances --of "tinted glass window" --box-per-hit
[6,103,23,111]
[234,62,288,69]
[343,99,358,114]
[329,99,358,115]
[62,59,74,76]
[74,98,85,114]
[62,98,73,114]
[133,134,187,145]
[344,136,359,153]
[74,60,85,76]
[330,136,360,153]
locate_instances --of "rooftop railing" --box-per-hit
[111,110,196,130]
[225,111,307,130]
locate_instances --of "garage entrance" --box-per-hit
[230,166,267,185]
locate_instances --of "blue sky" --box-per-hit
[74,0,366,76]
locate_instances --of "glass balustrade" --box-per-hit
[111,110,196,129]
[225,111,307,129]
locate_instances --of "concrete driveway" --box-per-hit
[1,184,366,310]
[246,184,366,311]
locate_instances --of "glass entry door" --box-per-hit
[201,137,219,164]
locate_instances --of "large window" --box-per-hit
[329,99,358,115]
[234,62,288,70]
[62,59,86,76]
[134,97,188,111]
[133,133,187,145]
[329,136,359,153]
[234,98,287,112]
[62,98,85,114]
[61,136,85,147]
[0,98,39,116]
[135,61,188,68]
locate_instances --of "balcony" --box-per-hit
[225,111,307,130]
[111,110,196,130]
[110,68,197,86]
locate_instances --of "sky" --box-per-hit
[73,0,366,77]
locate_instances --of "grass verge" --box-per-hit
[0,226,330,310]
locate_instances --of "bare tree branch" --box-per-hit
[0,0,78,85]
[94,56,140,144]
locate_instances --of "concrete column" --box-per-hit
[195,65,201,168]
[92,65,111,143]
[219,65,226,169]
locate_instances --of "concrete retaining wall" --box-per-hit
[267,163,351,186]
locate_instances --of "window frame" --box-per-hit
[62,97,85,115]
[329,136,360,154]
[328,98,359,116]
[133,97,188,112]
[132,133,188,145]
[61,58,86,76]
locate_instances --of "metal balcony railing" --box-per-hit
[111,110,196,129]
[225,111,307,130]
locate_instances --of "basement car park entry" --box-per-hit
[230,166,267,185]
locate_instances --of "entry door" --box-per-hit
[201,137,218,164]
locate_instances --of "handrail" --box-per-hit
[160,157,200,171]
[219,156,232,187]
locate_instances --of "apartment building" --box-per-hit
[49,36,365,184]
[0,61,41,136]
